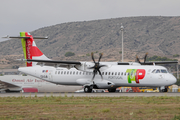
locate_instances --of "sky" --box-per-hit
[0,0,180,42]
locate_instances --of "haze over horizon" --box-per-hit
[1,0,180,42]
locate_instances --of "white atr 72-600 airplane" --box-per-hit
[6,32,177,93]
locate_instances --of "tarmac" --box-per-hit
[0,92,180,97]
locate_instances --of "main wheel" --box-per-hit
[84,86,92,93]
[108,88,116,92]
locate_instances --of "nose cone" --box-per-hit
[171,75,177,84]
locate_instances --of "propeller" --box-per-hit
[136,52,148,64]
[88,52,106,83]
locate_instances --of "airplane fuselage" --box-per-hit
[18,64,177,89]
[0,75,82,92]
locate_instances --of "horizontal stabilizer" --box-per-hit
[2,36,48,39]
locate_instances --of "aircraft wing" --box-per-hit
[0,80,20,89]
[25,59,81,65]
[141,61,178,65]
[23,59,82,68]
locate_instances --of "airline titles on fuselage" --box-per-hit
[12,79,45,83]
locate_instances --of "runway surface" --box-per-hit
[0,92,180,97]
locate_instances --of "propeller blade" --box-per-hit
[144,52,148,63]
[88,66,95,69]
[92,70,96,81]
[136,55,141,63]
[91,52,95,63]
[99,65,107,68]
[98,53,103,63]
[97,69,103,80]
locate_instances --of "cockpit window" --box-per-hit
[161,69,167,73]
[156,70,160,73]
[152,69,156,73]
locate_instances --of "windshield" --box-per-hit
[152,69,168,73]
[156,70,160,73]
[161,69,168,73]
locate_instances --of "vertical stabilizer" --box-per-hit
[20,32,49,67]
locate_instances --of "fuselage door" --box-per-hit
[49,70,53,81]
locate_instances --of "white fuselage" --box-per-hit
[0,75,82,92]
[18,64,177,89]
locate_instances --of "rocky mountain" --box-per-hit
[1,16,180,64]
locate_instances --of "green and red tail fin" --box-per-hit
[2,32,49,67]
[20,32,49,67]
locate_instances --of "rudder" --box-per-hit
[20,32,49,67]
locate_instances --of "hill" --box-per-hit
[0,16,180,68]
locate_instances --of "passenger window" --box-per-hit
[79,72,81,75]
[156,70,160,73]
[124,72,126,75]
[127,73,129,75]
[105,72,107,75]
[109,72,111,75]
[67,71,69,74]
[112,72,114,75]
[115,72,117,75]
[121,72,123,75]
[118,72,120,75]
[102,72,104,75]
[61,71,63,74]
[58,71,60,74]
[76,71,78,75]
[73,71,75,75]
[64,71,66,74]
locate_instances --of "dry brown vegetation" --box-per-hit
[0,95,180,120]
[1,16,180,69]
[1,16,180,61]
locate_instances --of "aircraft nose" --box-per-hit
[171,75,177,84]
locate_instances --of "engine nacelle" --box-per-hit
[75,62,94,72]
[94,79,115,89]
[81,79,115,89]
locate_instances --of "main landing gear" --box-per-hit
[108,88,116,92]
[84,85,117,93]
[84,86,92,93]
